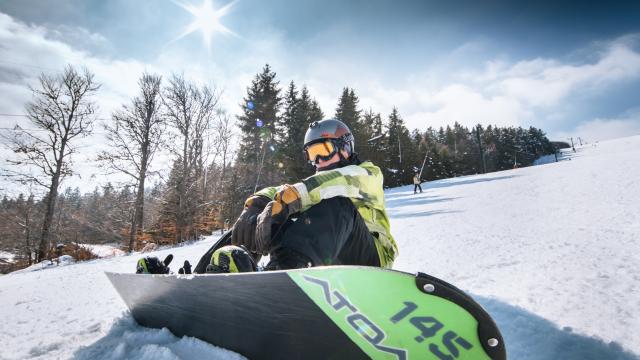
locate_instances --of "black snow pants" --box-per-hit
[266,197,380,270]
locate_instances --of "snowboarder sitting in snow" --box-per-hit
[136,119,398,274]
[211,119,398,272]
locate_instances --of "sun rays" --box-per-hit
[173,0,237,50]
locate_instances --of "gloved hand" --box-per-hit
[178,260,192,274]
[136,254,173,274]
[231,195,270,251]
[254,185,302,255]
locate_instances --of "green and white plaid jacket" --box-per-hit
[256,161,398,268]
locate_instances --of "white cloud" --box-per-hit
[559,113,640,142]
[45,24,111,54]
[382,36,640,131]
[496,44,640,108]
[0,13,153,116]
[0,13,162,195]
[2,8,640,194]
[406,84,530,130]
[279,34,640,133]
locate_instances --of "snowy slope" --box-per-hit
[389,136,640,359]
[0,238,247,360]
[1,136,639,359]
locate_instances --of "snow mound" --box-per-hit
[74,317,246,360]
[478,297,639,360]
[0,250,16,263]
[81,244,126,258]
[12,255,76,274]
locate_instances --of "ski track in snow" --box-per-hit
[1,136,639,359]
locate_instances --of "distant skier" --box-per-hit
[216,119,398,272]
[413,172,423,194]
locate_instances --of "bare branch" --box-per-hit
[97,72,165,251]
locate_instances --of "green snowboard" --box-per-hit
[108,266,505,359]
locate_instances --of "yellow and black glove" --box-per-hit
[136,254,173,274]
[254,185,302,255]
[231,195,270,252]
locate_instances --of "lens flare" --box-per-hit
[173,0,237,50]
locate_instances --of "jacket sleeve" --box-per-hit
[290,163,385,212]
[254,186,278,200]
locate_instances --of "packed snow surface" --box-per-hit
[1,135,639,359]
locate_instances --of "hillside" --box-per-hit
[389,135,640,358]
[0,136,639,359]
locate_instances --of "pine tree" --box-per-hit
[384,107,413,187]
[277,81,300,182]
[235,64,282,194]
[335,88,360,130]
[309,98,324,124]
[335,88,367,150]
[282,85,323,182]
[277,81,299,144]
[360,109,385,166]
[156,160,184,244]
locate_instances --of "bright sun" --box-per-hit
[175,0,236,49]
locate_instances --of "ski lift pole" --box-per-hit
[398,131,402,164]
[418,151,428,179]
[254,141,268,193]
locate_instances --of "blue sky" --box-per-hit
[1,0,640,193]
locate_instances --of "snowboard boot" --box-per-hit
[178,260,192,274]
[206,245,257,273]
[136,254,173,274]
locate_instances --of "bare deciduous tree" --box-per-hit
[3,65,99,262]
[206,111,235,216]
[0,193,38,266]
[163,74,220,242]
[98,73,165,252]
[213,111,235,175]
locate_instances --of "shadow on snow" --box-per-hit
[389,208,462,219]
[475,296,639,360]
[422,175,519,191]
[386,194,459,209]
[73,297,639,360]
[385,174,518,201]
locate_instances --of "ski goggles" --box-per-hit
[304,140,338,163]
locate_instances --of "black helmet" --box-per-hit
[303,119,355,164]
